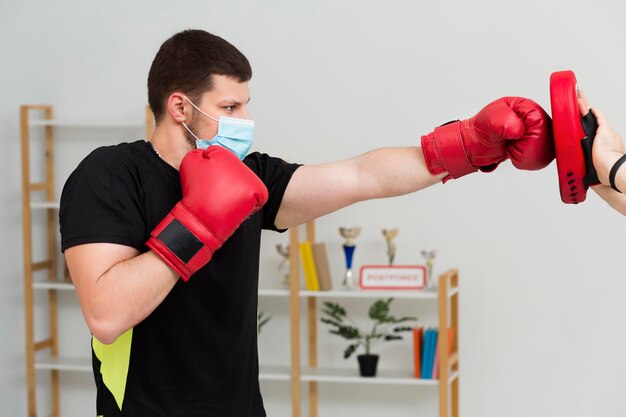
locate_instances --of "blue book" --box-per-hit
[420,329,432,379]
[426,329,439,379]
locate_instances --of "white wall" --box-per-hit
[2,0,626,416]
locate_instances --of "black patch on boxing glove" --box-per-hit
[157,219,204,263]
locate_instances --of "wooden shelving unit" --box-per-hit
[286,221,460,417]
[20,104,154,417]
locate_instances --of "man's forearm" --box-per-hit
[354,147,445,200]
[275,146,445,230]
[72,248,179,344]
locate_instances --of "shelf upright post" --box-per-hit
[437,269,459,417]
[21,105,61,417]
[305,221,318,417]
[44,104,61,417]
[289,225,301,417]
[450,270,459,417]
[21,105,36,417]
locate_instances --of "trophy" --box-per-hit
[275,243,291,286]
[339,226,361,289]
[420,249,437,288]
[382,228,398,266]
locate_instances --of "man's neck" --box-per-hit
[150,124,194,171]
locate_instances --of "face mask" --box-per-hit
[182,96,254,160]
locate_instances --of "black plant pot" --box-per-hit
[357,354,379,377]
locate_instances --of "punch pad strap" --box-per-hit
[580,110,599,188]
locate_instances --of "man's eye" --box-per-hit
[225,105,234,112]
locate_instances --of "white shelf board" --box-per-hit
[35,355,92,372]
[299,289,438,300]
[33,283,450,299]
[259,365,290,381]
[258,288,455,299]
[258,288,290,297]
[30,201,60,210]
[32,279,74,291]
[300,367,438,385]
[29,120,143,129]
[34,356,291,381]
[34,283,286,296]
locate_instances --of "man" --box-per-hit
[60,29,555,416]
[577,90,626,215]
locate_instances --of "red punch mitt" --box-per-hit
[549,70,599,204]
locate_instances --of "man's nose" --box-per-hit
[240,105,251,120]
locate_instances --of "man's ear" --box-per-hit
[167,92,189,123]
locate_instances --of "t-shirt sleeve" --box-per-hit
[60,147,147,252]
[244,152,301,232]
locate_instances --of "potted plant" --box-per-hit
[320,298,416,377]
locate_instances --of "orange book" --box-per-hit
[433,327,456,379]
[412,327,423,378]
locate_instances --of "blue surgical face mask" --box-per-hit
[182,96,254,160]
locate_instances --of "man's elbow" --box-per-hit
[86,316,126,345]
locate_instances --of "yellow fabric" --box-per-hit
[92,329,133,411]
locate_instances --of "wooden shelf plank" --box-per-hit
[299,289,438,300]
[29,119,143,128]
[34,355,91,373]
[258,289,290,297]
[30,201,60,210]
[259,365,290,381]
[259,288,450,299]
[32,279,74,291]
[300,367,439,386]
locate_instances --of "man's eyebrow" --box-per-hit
[220,97,251,105]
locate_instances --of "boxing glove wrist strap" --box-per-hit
[147,203,221,281]
[433,121,476,179]
[609,153,626,193]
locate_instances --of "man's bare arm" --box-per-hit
[65,243,178,344]
[275,147,444,229]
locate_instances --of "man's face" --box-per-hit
[185,74,251,144]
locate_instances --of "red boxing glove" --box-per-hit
[421,97,555,182]
[146,146,269,281]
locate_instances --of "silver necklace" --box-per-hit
[149,141,161,158]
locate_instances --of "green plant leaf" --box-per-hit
[257,311,271,334]
[393,316,418,324]
[322,301,347,322]
[344,343,359,359]
[320,318,342,328]
[329,325,360,340]
[368,298,392,321]
[384,335,403,341]
[393,326,414,333]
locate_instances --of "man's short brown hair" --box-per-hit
[148,29,252,123]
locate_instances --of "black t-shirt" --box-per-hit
[59,140,300,417]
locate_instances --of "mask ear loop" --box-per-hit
[182,122,200,141]
[182,96,220,147]
[183,96,219,122]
